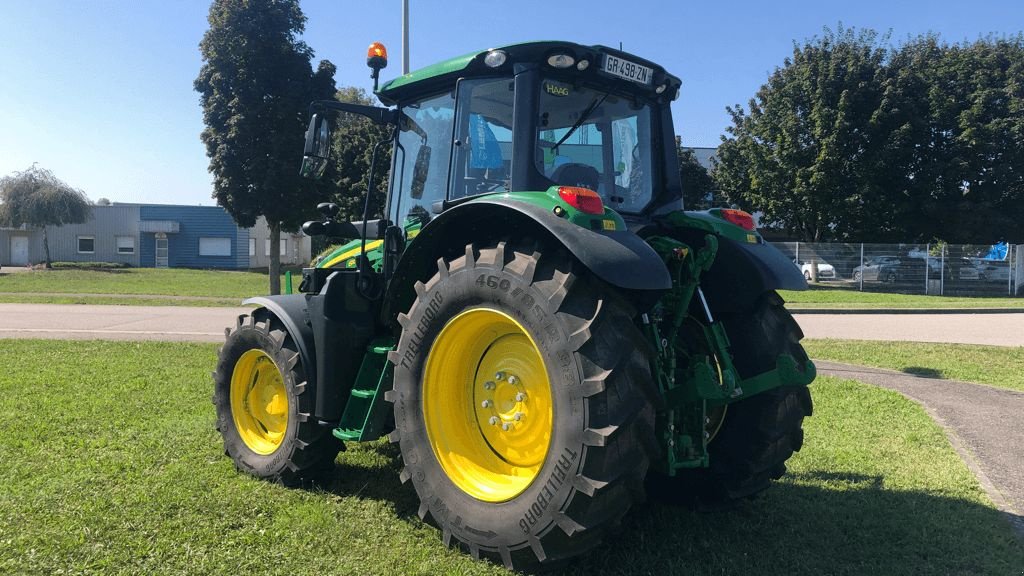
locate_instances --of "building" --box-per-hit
[0,203,310,269]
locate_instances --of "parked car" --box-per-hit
[852,256,902,282]
[955,258,982,280]
[794,259,836,281]
[975,260,1010,282]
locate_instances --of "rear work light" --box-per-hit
[719,208,755,231]
[557,186,604,215]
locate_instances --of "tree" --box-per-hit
[870,35,1024,242]
[0,166,92,268]
[195,0,336,294]
[676,139,717,210]
[715,26,1024,244]
[714,26,888,242]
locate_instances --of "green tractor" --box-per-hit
[213,40,815,570]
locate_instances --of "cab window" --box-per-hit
[536,79,654,213]
[390,92,455,232]
[450,77,514,199]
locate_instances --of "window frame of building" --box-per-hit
[198,237,232,257]
[264,238,287,257]
[115,235,135,255]
[77,236,95,254]
[248,238,256,257]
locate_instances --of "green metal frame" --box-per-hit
[641,223,815,474]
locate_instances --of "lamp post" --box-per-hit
[402,0,409,74]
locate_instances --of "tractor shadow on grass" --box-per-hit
[320,440,423,520]
[312,445,1024,576]
[561,472,1024,576]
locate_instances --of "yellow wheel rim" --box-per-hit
[422,308,553,502]
[230,349,289,455]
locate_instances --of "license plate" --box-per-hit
[602,54,653,85]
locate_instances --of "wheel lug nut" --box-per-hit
[489,416,499,426]
[502,422,513,431]
[507,375,517,385]
[481,400,492,408]
[515,392,526,402]
[513,412,523,421]
[495,372,505,381]
[483,381,495,390]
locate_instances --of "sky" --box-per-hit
[1,0,1021,206]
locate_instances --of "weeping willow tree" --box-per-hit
[0,166,92,268]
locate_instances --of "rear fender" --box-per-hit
[382,199,671,324]
[653,211,806,313]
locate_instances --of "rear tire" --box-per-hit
[388,241,655,571]
[650,292,813,506]
[213,310,341,486]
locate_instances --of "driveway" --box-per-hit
[0,303,249,342]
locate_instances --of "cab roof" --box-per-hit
[376,40,681,106]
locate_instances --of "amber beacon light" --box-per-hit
[367,42,388,69]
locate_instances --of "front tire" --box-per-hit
[213,311,341,486]
[388,242,655,571]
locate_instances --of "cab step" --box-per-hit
[332,339,394,443]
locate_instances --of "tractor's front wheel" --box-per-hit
[388,242,655,571]
[213,311,341,486]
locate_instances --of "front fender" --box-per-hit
[382,199,671,325]
[242,295,316,390]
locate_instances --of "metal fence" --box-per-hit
[771,242,1023,297]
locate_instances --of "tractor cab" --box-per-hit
[370,42,684,232]
[300,42,684,265]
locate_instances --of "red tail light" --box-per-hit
[557,186,604,215]
[720,209,755,231]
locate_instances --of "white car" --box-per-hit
[795,260,836,281]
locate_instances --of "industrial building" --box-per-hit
[0,203,310,269]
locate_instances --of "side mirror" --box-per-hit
[299,114,331,180]
[410,145,431,199]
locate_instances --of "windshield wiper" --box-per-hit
[553,90,611,153]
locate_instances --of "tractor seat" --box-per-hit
[551,163,599,191]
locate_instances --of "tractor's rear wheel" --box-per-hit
[650,291,812,506]
[388,241,655,571]
[213,311,341,486]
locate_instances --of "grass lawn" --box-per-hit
[0,268,290,303]
[780,284,1024,309]
[805,339,1024,392]
[1,341,1020,575]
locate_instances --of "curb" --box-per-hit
[789,307,1024,315]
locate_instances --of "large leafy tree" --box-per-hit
[870,35,1024,242]
[195,0,336,293]
[0,166,92,268]
[715,27,1024,244]
[714,26,888,242]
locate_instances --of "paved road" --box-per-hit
[0,303,249,342]
[793,312,1024,347]
[816,360,1024,537]
[3,304,1023,346]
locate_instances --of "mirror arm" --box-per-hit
[308,100,397,125]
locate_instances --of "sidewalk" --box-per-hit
[815,360,1024,538]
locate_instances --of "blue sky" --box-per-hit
[1,0,1020,206]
